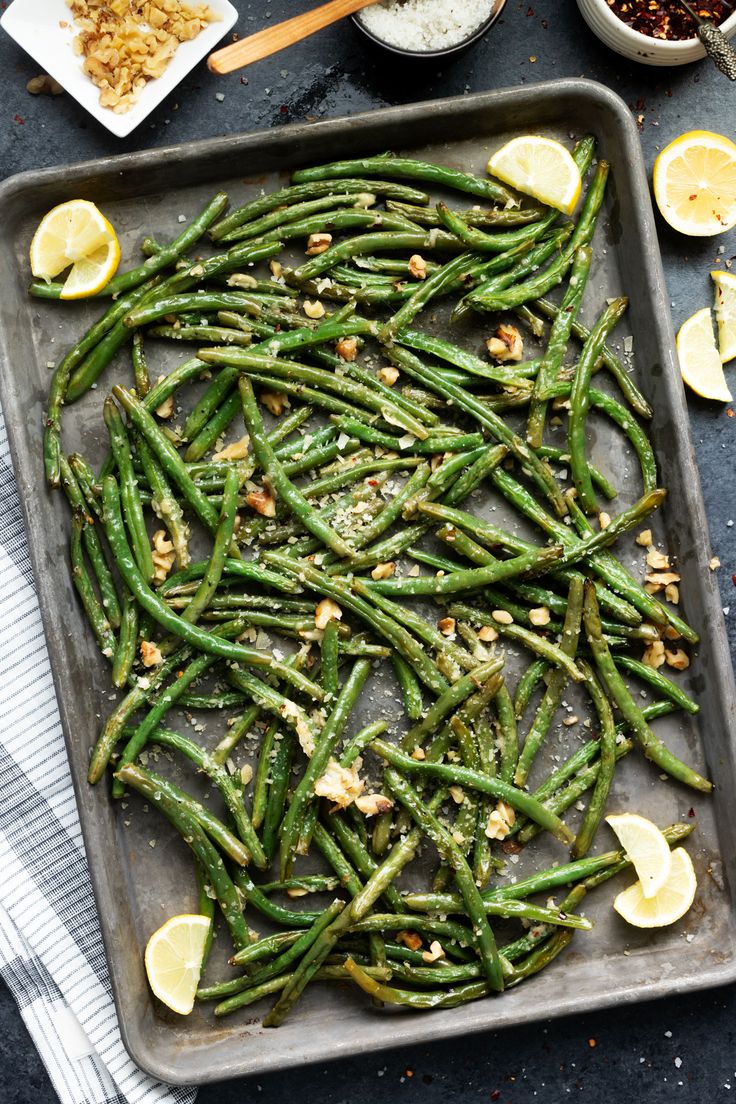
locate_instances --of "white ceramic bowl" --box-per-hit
[577,0,736,66]
[0,0,237,138]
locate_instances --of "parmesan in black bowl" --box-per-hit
[353,0,507,59]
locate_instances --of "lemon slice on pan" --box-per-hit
[487,136,582,215]
[606,813,672,899]
[712,269,736,364]
[144,914,211,1015]
[653,130,736,237]
[29,199,120,299]
[613,848,697,928]
[676,307,732,402]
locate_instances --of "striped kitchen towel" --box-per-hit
[0,407,197,1104]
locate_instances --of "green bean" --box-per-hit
[116,763,250,949]
[527,246,592,449]
[395,329,534,390]
[582,580,711,792]
[363,543,563,598]
[131,332,150,397]
[159,556,299,596]
[379,251,480,342]
[183,466,242,625]
[280,658,372,877]
[111,593,138,689]
[100,476,324,700]
[103,396,155,583]
[220,191,379,244]
[320,620,340,699]
[568,297,629,513]
[69,517,117,659]
[341,720,390,768]
[59,454,122,628]
[372,741,574,845]
[391,654,424,721]
[195,860,216,969]
[572,660,617,859]
[291,155,516,205]
[614,655,699,714]
[135,435,190,570]
[447,602,584,682]
[513,658,549,720]
[400,660,502,752]
[385,199,545,228]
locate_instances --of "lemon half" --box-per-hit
[653,130,736,237]
[144,914,211,1015]
[487,136,582,215]
[613,848,697,928]
[676,307,732,402]
[29,198,120,299]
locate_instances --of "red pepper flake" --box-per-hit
[14,114,24,124]
[726,408,734,417]
[279,104,289,115]
[490,1092,501,1102]
[588,1038,597,1048]
[607,0,730,40]
[405,1069,414,1078]
[688,807,696,817]
[732,574,736,585]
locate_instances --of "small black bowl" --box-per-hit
[352,0,507,60]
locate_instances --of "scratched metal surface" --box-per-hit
[0,79,734,1085]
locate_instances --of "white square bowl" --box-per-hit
[1,0,238,138]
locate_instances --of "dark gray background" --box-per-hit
[1,0,735,1100]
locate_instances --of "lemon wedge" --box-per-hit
[144,914,211,1015]
[29,199,120,299]
[712,269,736,364]
[487,136,582,215]
[613,847,697,928]
[606,813,672,899]
[653,130,736,237]
[676,307,732,402]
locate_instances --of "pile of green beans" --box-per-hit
[39,139,709,1027]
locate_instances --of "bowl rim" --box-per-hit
[580,0,736,51]
[352,0,507,59]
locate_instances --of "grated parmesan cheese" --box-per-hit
[358,0,492,52]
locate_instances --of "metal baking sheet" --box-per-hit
[1,78,735,1086]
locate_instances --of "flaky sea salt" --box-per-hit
[358,0,492,52]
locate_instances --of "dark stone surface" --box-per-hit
[1,1,734,1100]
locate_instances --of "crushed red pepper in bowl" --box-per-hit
[606,0,731,39]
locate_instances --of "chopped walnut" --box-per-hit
[151,530,175,583]
[664,625,682,641]
[642,639,666,669]
[449,785,465,804]
[315,598,342,630]
[396,930,423,952]
[408,254,428,280]
[478,624,499,642]
[269,259,283,279]
[485,801,516,840]
[665,583,680,604]
[155,394,174,419]
[646,571,681,590]
[246,488,276,517]
[377,365,399,386]
[213,436,249,461]
[528,607,551,627]
[371,561,395,580]
[27,75,64,96]
[303,299,325,319]
[598,512,611,530]
[260,391,289,416]
[411,746,426,761]
[709,556,721,570]
[314,758,364,809]
[140,640,163,667]
[665,648,690,670]
[355,793,394,816]
[438,617,456,636]
[239,763,253,786]
[646,547,670,570]
[422,940,445,964]
[306,232,332,255]
[486,324,524,363]
[491,610,514,625]
[227,272,258,289]
[336,336,359,362]
[286,886,309,898]
[635,529,653,547]
[408,563,421,577]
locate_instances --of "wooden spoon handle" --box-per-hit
[208,0,377,74]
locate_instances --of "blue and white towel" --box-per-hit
[0,407,197,1104]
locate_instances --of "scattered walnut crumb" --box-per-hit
[377,365,399,386]
[642,639,666,669]
[437,617,456,636]
[286,886,309,898]
[408,563,421,577]
[478,624,499,642]
[664,625,682,641]
[246,488,276,517]
[303,298,325,319]
[645,571,681,591]
[449,785,465,804]
[140,640,163,667]
[408,254,428,280]
[371,561,395,580]
[528,607,550,627]
[635,529,653,547]
[260,391,289,416]
[315,598,342,629]
[486,324,524,363]
[155,393,174,419]
[355,793,394,816]
[396,930,423,951]
[665,648,690,670]
[239,763,253,786]
[151,529,175,582]
[213,436,249,461]
[485,801,516,840]
[411,746,426,761]
[709,556,721,570]
[598,512,611,530]
[227,272,258,289]
[422,940,445,963]
[336,336,359,362]
[665,583,680,604]
[27,75,64,96]
[269,259,283,279]
[563,715,579,727]
[306,232,332,255]
[491,610,514,625]
[314,758,364,809]
[646,547,670,570]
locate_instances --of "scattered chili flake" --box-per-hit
[14,114,24,124]
[607,0,730,40]
[727,408,735,417]
[490,1092,501,1102]
[688,807,696,817]
[405,1069,414,1078]
[588,1038,597,1048]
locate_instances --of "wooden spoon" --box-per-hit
[208,0,379,74]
